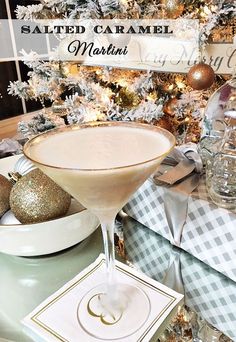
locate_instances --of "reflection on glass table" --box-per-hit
[0,229,103,342]
[123,216,235,342]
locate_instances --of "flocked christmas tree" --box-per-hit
[7,0,236,144]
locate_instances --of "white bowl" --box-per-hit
[0,155,99,256]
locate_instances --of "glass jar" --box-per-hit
[206,94,236,211]
[202,323,222,342]
[199,75,236,166]
[203,76,236,134]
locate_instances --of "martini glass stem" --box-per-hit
[100,217,117,300]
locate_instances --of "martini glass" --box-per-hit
[24,121,175,339]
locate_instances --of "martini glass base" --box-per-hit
[77,283,151,340]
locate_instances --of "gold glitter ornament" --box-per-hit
[187,63,215,90]
[0,175,12,217]
[10,169,71,224]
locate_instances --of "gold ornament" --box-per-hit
[10,169,71,224]
[163,98,178,116]
[0,175,12,217]
[115,88,141,109]
[162,0,184,18]
[187,63,215,90]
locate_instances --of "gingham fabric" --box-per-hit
[124,217,236,341]
[192,176,209,201]
[124,177,236,283]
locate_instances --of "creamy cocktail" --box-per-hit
[26,124,172,220]
[24,122,175,339]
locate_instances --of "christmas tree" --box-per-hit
[8,0,235,143]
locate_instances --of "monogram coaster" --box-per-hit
[23,254,183,342]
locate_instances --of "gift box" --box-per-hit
[124,175,236,283]
[123,216,236,341]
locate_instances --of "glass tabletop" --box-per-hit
[0,229,103,342]
[0,218,235,341]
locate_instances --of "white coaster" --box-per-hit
[23,254,183,342]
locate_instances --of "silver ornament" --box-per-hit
[0,210,20,225]
[14,156,36,176]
